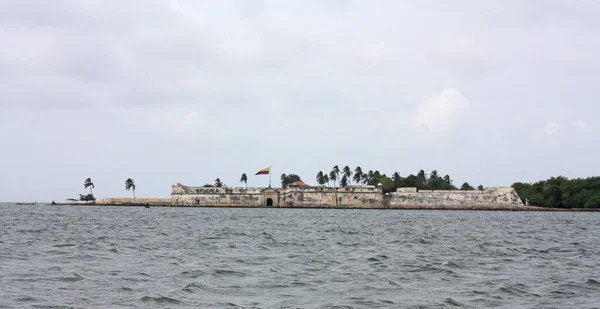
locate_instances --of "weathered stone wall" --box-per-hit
[388,187,524,210]
[171,186,271,207]
[170,185,524,209]
[279,186,383,208]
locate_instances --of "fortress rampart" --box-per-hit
[388,187,523,210]
[170,184,524,210]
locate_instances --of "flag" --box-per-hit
[255,167,270,175]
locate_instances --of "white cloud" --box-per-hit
[543,121,560,136]
[414,88,470,134]
[571,120,588,130]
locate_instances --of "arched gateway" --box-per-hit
[261,187,278,207]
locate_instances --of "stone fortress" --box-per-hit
[168,181,525,210]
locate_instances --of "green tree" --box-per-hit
[214,178,222,187]
[79,193,95,203]
[240,173,248,188]
[417,170,428,188]
[125,178,136,199]
[460,182,474,190]
[392,172,401,183]
[343,166,353,186]
[316,171,326,186]
[429,177,450,190]
[361,173,368,185]
[84,177,95,196]
[353,166,363,185]
[443,175,452,187]
[281,174,302,188]
[323,174,330,186]
[340,175,348,187]
[332,166,340,181]
[512,176,600,208]
[584,196,600,208]
[477,185,484,190]
[329,170,338,188]
[367,170,374,183]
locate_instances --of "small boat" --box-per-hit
[16,202,36,205]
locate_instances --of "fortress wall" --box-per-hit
[172,185,264,195]
[171,186,264,207]
[279,187,383,208]
[389,187,524,210]
[168,184,524,209]
[173,193,263,207]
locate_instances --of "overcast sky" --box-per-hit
[1,1,599,202]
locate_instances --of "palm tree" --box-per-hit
[329,170,338,188]
[343,166,353,186]
[125,178,136,199]
[392,172,401,183]
[240,173,248,189]
[332,165,340,181]
[316,171,325,186]
[361,173,368,185]
[323,174,329,187]
[443,175,452,186]
[340,175,348,187]
[84,178,94,196]
[461,182,474,190]
[353,166,363,185]
[417,169,427,182]
[215,178,223,187]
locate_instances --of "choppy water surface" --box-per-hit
[1,205,599,308]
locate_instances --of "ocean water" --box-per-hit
[0,204,599,308]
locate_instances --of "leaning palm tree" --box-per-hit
[342,166,353,187]
[240,173,248,189]
[125,178,136,199]
[323,174,329,187]
[361,173,368,185]
[340,175,348,187]
[316,171,325,186]
[332,165,340,181]
[329,170,338,188]
[353,166,363,186]
[215,178,223,187]
[84,177,95,196]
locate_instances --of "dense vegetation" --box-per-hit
[307,166,482,194]
[512,176,600,208]
[280,174,302,188]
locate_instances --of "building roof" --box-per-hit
[287,180,310,188]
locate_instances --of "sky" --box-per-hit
[1,1,599,202]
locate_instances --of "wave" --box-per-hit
[140,296,182,304]
[586,278,600,285]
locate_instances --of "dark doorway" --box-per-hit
[266,198,273,207]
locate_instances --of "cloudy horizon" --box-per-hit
[1,1,599,202]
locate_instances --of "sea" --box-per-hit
[1,204,599,308]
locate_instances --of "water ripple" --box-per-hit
[1,205,599,308]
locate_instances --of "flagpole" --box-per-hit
[269,165,272,188]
